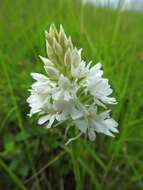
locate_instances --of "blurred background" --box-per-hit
[0,0,143,189]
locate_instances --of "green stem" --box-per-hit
[71,143,82,190]
[70,128,82,190]
[0,159,28,190]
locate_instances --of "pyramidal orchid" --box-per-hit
[27,24,118,142]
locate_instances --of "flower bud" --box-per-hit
[45,31,53,46]
[49,24,58,38]
[64,48,72,65]
[53,38,63,56]
[66,37,73,49]
[39,55,53,67]
[72,48,81,66]
[45,65,59,79]
[59,25,67,46]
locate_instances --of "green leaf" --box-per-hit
[4,134,15,153]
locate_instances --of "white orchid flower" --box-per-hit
[27,24,118,142]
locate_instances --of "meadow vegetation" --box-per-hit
[0,0,143,189]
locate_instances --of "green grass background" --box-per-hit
[0,0,143,189]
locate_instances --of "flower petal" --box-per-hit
[38,115,50,125]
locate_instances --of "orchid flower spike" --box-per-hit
[27,24,118,142]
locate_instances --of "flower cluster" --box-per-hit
[27,24,118,141]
